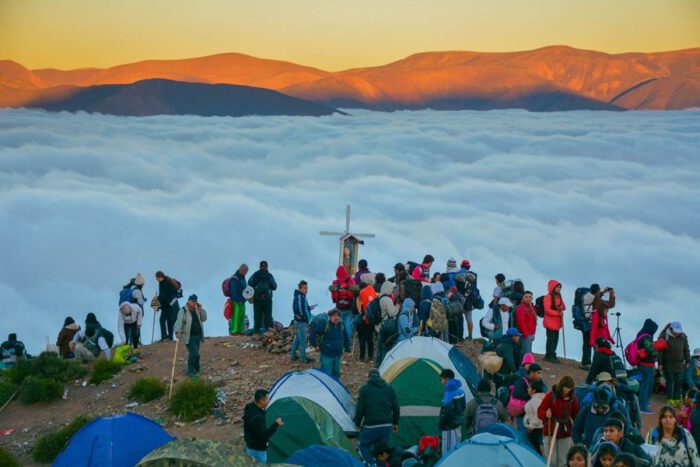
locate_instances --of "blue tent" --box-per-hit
[477,422,527,444]
[436,432,545,467]
[285,445,363,467]
[54,412,175,467]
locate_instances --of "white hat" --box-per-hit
[242,286,255,300]
[498,297,512,307]
[446,258,458,273]
[360,273,376,286]
[134,273,145,286]
[670,322,683,333]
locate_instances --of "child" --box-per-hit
[524,380,546,454]
[678,388,698,430]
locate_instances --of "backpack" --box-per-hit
[625,333,650,367]
[170,278,183,298]
[446,297,464,319]
[507,377,530,417]
[572,287,591,331]
[89,325,115,349]
[366,295,386,327]
[479,316,492,339]
[381,317,399,349]
[119,286,135,305]
[429,298,447,332]
[407,261,420,275]
[401,278,422,304]
[535,296,545,318]
[474,398,500,432]
[254,279,271,302]
[221,276,233,297]
[332,281,355,311]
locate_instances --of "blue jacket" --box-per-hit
[439,379,466,430]
[229,271,247,303]
[310,319,349,358]
[574,405,611,446]
[418,286,433,328]
[441,272,456,290]
[398,298,417,342]
[293,289,311,323]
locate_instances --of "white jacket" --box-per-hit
[482,307,511,331]
[524,392,545,429]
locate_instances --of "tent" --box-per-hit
[378,337,480,446]
[477,422,527,444]
[436,432,546,467]
[267,369,357,463]
[285,445,363,467]
[54,413,175,467]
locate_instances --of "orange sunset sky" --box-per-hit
[1,0,699,71]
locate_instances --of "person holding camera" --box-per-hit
[589,286,616,348]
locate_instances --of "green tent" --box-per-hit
[267,396,356,463]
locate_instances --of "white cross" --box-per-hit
[320,205,375,266]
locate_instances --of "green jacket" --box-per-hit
[174,305,207,345]
[355,374,400,428]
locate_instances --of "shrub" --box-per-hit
[128,377,166,403]
[170,380,216,421]
[88,359,122,385]
[3,352,87,385]
[0,446,21,467]
[18,376,63,404]
[32,415,92,463]
[0,377,19,405]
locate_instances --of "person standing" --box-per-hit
[174,294,207,379]
[511,363,544,437]
[248,261,278,333]
[538,375,580,467]
[228,264,249,335]
[586,338,617,385]
[356,273,378,361]
[309,309,351,379]
[243,389,283,464]
[0,334,26,368]
[411,254,434,283]
[457,259,478,340]
[659,321,691,402]
[589,287,616,349]
[490,273,506,310]
[543,280,566,364]
[355,369,400,464]
[524,380,547,455]
[464,379,508,437]
[650,405,700,467]
[155,271,180,341]
[354,259,371,285]
[330,265,358,353]
[291,280,316,363]
[439,369,466,456]
[635,318,659,414]
[515,290,538,355]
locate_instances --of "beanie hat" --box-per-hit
[8,333,17,341]
[368,368,380,378]
[134,273,145,286]
[64,317,75,327]
[522,353,536,365]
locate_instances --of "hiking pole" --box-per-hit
[0,387,20,415]
[168,338,179,400]
[546,421,560,467]
[151,305,157,345]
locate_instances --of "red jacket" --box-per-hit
[543,280,566,331]
[515,302,537,338]
[589,310,614,346]
[537,387,580,438]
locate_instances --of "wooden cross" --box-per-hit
[320,205,375,273]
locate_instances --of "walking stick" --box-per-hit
[546,421,560,467]
[168,338,179,400]
[0,387,20,415]
[151,306,158,345]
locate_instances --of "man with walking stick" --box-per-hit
[174,294,207,380]
[538,376,579,467]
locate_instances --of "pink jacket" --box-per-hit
[411,263,431,283]
[543,280,566,331]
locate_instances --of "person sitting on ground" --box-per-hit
[355,369,400,464]
[397,298,417,342]
[658,321,690,403]
[464,379,508,437]
[600,419,651,466]
[538,375,580,467]
[573,388,612,447]
[309,308,351,379]
[371,441,409,467]
[174,294,207,379]
[56,317,80,358]
[118,301,143,348]
[512,363,544,436]
[587,338,617,384]
[243,389,283,464]
[612,453,638,467]
[291,280,316,364]
[439,369,466,456]
[71,326,111,362]
[515,290,538,355]
[593,441,621,467]
[524,380,547,455]
[495,328,522,388]
[543,279,566,364]
[566,444,589,467]
[648,405,700,467]
[0,333,26,368]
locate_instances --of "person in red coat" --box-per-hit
[515,290,538,355]
[538,375,580,467]
[543,280,566,364]
[589,288,616,347]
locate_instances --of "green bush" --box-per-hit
[128,377,166,403]
[0,377,19,405]
[170,380,216,421]
[32,415,92,463]
[19,376,63,404]
[3,352,87,385]
[88,359,122,385]
[0,446,21,467]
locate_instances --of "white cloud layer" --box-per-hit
[1,108,699,359]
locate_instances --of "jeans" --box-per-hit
[638,364,655,411]
[521,334,534,356]
[358,425,392,463]
[186,335,201,375]
[665,370,684,400]
[340,310,355,352]
[357,321,375,361]
[546,329,559,359]
[159,302,178,340]
[581,329,592,365]
[245,447,267,464]
[321,354,341,379]
[254,299,273,332]
[291,321,308,361]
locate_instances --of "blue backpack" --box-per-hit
[119,286,135,305]
[572,287,591,331]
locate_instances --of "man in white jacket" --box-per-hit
[482,298,512,341]
[118,302,143,348]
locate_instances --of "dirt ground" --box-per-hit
[0,334,664,465]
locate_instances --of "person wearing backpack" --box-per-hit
[417,284,434,336]
[309,308,350,379]
[118,302,143,348]
[330,265,357,353]
[537,375,580,467]
[355,368,400,464]
[375,281,399,366]
[291,280,316,364]
[71,326,111,362]
[659,321,691,402]
[511,363,544,435]
[524,380,547,454]
[631,319,659,414]
[587,338,617,385]
[226,264,249,335]
[456,259,479,340]
[411,254,434,283]
[397,298,418,343]
[482,297,512,342]
[464,379,508,437]
[439,369,466,455]
[543,279,566,364]
[247,261,278,334]
[496,328,523,388]
[650,405,700,466]
[515,290,538,355]
[356,273,378,362]
[155,270,181,341]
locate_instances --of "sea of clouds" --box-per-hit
[1,108,699,359]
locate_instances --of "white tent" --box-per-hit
[269,368,356,433]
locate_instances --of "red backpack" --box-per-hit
[333,281,355,310]
[625,333,650,366]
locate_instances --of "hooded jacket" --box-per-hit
[57,323,80,358]
[331,266,356,310]
[228,270,247,303]
[464,392,509,435]
[379,281,398,320]
[439,379,466,430]
[482,305,511,341]
[514,301,537,338]
[397,298,417,342]
[543,280,566,331]
[573,402,611,446]
[292,289,311,323]
[637,319,659,367]
[248,268,278,301]
[355,373,400,428]
[158,276,180,308]
[586,345,615,384]
[243,402,278,451]
[659,325,690,373]
[418,285,434,330]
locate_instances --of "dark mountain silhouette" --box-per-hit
[8,79,340,117]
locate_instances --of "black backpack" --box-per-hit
[535,296,545,318]
[366,296,385,327]
[572,287,591,331]
[254,279,271,302]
